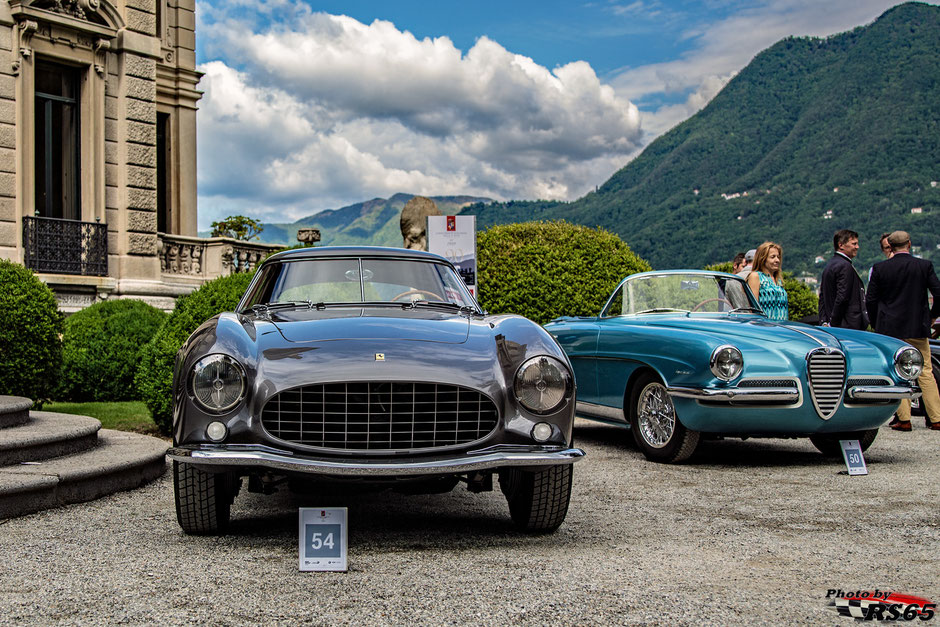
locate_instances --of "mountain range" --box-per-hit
[461,2,940,277]
[246,194,491,247]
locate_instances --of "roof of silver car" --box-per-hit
[263,245,451,265]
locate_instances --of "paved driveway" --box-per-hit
[1,419,937,625]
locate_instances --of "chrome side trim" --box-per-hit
[167,444,585,477]
[847,386,921,400]
[785,324,829,347]
[575,401,625,421]
[667,386,801,402]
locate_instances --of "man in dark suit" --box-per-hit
[866,231,940,431]
[819,229,868,330]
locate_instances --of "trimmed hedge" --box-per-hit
[477,221,651,324]
[58,299,167,402]
[783,275,819,322]
[136,272,255,436]
[0,260,63,403]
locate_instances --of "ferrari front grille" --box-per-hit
[261,382,499,451]
[806,349,846,419]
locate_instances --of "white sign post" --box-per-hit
[839,439,868,476]
[299,507,348,572]
[427,215,477,297]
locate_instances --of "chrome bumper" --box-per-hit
[667,386,800,402]
[167,443,585,477]
[847,385,921,400]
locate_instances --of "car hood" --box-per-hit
[265,307,470,344]
[648,316,842,350]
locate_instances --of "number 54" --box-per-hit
[310,532,335,550]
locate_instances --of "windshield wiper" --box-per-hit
[636,308,689,314]
[402,300,477,315]
[250,300,312,315]
[728,307,763,314]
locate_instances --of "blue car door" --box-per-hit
[550,319,599,402]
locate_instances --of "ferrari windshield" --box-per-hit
[240,257,477,309]
[602,273,761,316]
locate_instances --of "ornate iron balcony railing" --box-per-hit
[23,216,108,277]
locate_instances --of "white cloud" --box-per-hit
[196,9,642,228]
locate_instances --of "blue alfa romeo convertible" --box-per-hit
[545,270,922,463]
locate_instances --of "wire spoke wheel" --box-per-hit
[629,373,700,463]
[637,382,676,448]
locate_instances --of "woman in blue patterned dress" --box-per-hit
[746,242,788,321]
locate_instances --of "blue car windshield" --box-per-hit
[603,273,761,316]
[242,258,477,308]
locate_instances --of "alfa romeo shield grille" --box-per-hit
[806,349,846,419]
[261,382,499,451]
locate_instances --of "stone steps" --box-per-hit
[0,412,101,466]
[0,396,30,428]
[0,396,169,519]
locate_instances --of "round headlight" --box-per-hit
[514,356,570,414]
[710,345,743,381]
[894,346,923,381]
[191,354,246,413]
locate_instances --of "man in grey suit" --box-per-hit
[866,231,940,431]
[819,229,868,330]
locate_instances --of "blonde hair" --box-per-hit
[752,241,783,283]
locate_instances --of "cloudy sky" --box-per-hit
[195,0,925,229]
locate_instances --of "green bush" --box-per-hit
[57,299,167,402]
[0,260,63,403]
[704,261,734,273]
[477,221,651,324]
[136,272,255,436]
[783,273,819,322]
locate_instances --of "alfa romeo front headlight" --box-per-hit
[710,345,744,381]
[894,346,923,381]
[514,356,570,414]
[191,354,246,412]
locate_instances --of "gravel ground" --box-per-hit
[1,419,937,626]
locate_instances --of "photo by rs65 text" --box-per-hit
[825,590,936,621]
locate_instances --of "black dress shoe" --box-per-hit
[890,421,912,431]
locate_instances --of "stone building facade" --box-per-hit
[0,0,276,311]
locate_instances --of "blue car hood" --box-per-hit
[266,308,470,344]
[648,316,841,349]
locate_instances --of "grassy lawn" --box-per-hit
[45,401,161,436]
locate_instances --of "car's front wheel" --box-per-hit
[629,374,700,463]
[499,464,572,533]
[809,428,878,457]
[174,461,237,535]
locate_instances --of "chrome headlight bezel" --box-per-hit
[710,345,744,381]
[894,345,923,381]
[189,354,247,413]
[513,355,571,414]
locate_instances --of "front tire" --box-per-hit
[809,428,878,457]
[174,461,236,535]
[629,374,699,463]
[500,464,573,533]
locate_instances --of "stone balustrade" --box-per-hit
[158,234,283,280]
